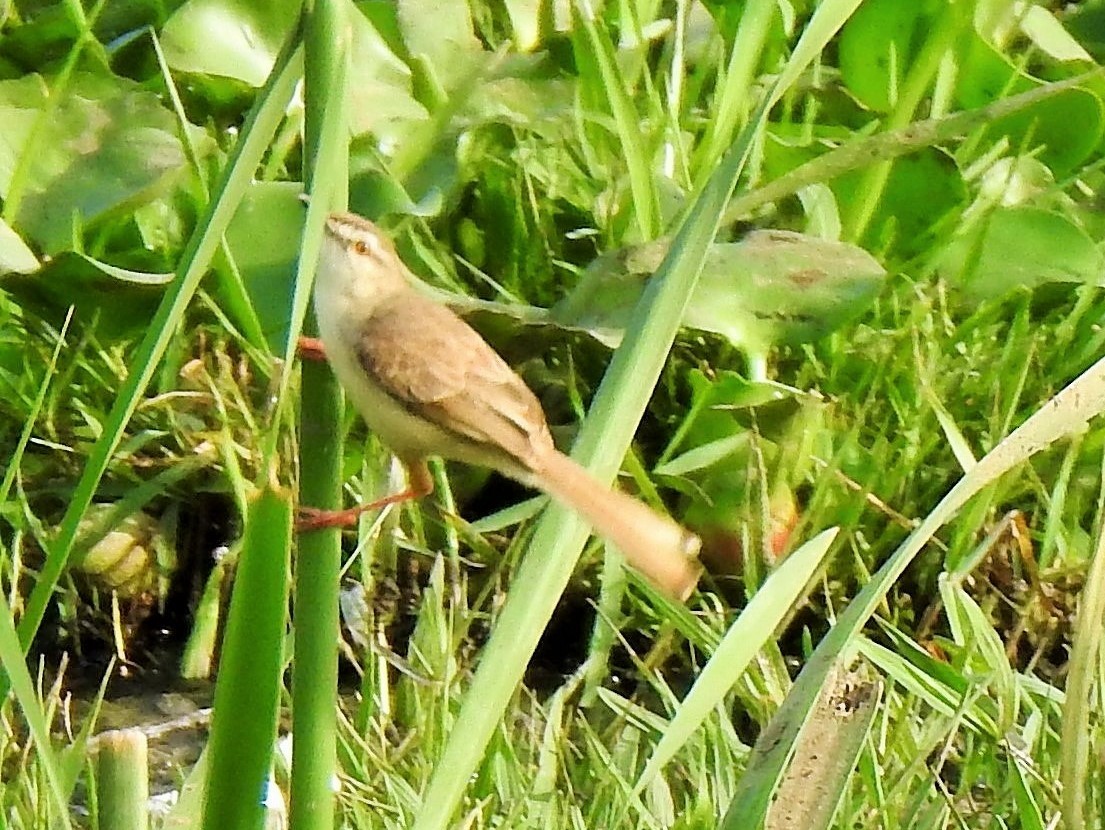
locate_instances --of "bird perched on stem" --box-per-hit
[302,210,701,600]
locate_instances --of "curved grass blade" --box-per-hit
[13,25,304,676]
[0,589,73,828]
[634,528,839,795]
[573,1,660,239]
[1060,457,1105,828]
[410,40,774,830]
[724,352,1105,824]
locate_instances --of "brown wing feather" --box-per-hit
[356,294,553,469]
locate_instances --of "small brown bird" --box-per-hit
[307,211,701,599]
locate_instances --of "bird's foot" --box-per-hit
[296,487,424,531]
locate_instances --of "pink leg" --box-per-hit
[297,459,434,531]
[298,336,327,362]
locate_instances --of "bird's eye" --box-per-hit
[353,240,369,255]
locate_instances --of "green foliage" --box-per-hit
[551,230,887,371]
[1,0,1105,828]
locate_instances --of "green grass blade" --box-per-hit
[573,2,659,239]
[694,0,777,179]
[14,30,304,665]
[724,352,1105,823]
[203,486,292,830]
[410,40,777,830]
[939,578,1016,734]
[0,590,72,829]
[149,27,269,351]
[0,308,72,509]
[1010,755,1047,830]
[1060,457,1105,828]
[162,748,208,827]
[634,528,839,793]
[769,0,864,99]
[856,636,995,735]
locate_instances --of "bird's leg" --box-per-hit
[297,336,328,362]
[296,458,434,531]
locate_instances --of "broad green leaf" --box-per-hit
[346,4,428,141]
[0,72,195,254]
[161,0,301,86]
[940,206,1104,297]
[838,0,942,113]
[957,34,1104,175]
[0,218,38,274]
[0,75,45,190]
[396,0,484,93]
[1019,4,1093,62]
[1065,4,1105,62]
[221,181,304,352]
[1,251,172,335]
[729,72,1105,230]
[162,0,424,145]
[833,147,968,256]
[552,231,886,355]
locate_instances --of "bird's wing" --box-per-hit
[356,295,553,469]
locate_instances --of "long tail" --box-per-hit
[532,449,702,600]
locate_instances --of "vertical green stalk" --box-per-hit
[13,27,303,691]
[693,0,777,181]
[841,2,967,242]
[290,1,349,829]
[574,1,661,239]
[94,730,149,830]
[1060,453,1105,828]
[0,589,72,828]
[202,487,292,830]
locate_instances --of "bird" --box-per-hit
[303,210,701,600]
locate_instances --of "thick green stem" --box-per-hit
[290,1,349,829]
